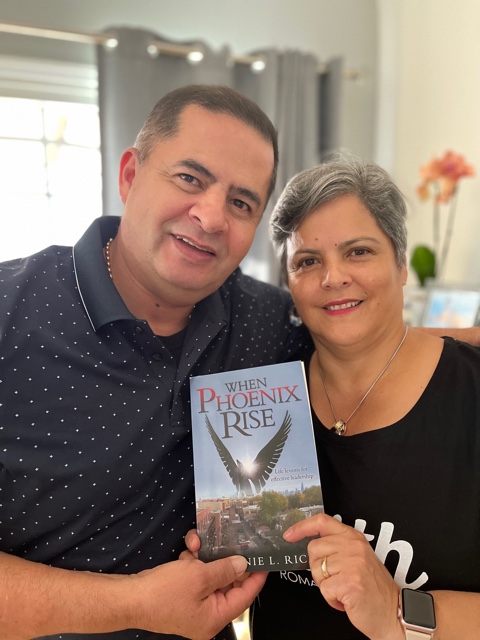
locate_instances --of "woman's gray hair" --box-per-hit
[270,156,407,272]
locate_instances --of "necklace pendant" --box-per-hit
[331,420,346,436]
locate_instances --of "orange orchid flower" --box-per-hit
[417,150,475,204]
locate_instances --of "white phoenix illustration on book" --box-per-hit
[204,411,292,496]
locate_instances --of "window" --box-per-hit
[0,57,102,262]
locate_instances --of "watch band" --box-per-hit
[405,629,434,639]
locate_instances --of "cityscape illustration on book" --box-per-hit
[190,361,322,572]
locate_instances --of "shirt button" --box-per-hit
[135,325,144,334]
[152,353,162,361]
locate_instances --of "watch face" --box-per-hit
[402,588,436,629]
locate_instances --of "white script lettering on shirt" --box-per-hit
[349,517,428,589]
[280,516,428,590]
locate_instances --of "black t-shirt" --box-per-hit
[252,338,480,640]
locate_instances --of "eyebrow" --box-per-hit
[291,236,382,257]
[178,158,215,181]
[340,236,382,248]
[232,186,262,208]
[176,158,263,208]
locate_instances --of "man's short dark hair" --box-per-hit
[134,84,278,204]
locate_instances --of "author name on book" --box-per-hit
[247,553,308,568]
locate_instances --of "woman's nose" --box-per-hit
[321,261,351,288]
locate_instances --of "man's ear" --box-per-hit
[118,147,139,204]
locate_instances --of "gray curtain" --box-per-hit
[97,28,343,285]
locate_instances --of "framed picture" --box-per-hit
[421,285,480,328]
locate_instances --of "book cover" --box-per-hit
[190,361,322,572]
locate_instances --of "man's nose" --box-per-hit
[189,189,229,233]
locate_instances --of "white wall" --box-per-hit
[392,0,480,286]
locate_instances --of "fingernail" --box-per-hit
[283,528,293,540]
[231,555,248,576]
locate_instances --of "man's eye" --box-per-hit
[179,173,199,185]
[231,198,250,212]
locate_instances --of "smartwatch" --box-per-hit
[399,588,436,638]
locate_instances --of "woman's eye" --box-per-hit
[351,248,369,257]
[299,257,317,268]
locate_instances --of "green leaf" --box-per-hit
[410,245,436,287]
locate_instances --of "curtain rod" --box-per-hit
[0,21,359,79]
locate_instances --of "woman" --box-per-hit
[250,158,480,639]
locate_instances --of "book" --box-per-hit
[190,360,322,572]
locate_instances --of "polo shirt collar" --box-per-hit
[73,216,135,331]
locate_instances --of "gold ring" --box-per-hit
[321,556,330,579]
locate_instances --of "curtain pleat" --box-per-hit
[319,57,344,159]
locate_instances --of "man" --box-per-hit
[0,85,312,639]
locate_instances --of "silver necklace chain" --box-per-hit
[104,237,197,323]
[104,237,114,279]
[318,326,409,435]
